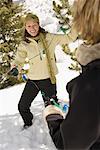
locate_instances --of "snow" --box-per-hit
[0,0,78,150]
[0,87,56,150]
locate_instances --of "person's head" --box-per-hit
[24,13,40,37]
[72,0,100,44]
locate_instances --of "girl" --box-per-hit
[12,13,76,129]
[44,0,100,149]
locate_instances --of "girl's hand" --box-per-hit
[8,67,19,76]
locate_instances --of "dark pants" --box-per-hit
[18,78,58,126]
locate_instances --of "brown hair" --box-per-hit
[24,13,39,24]
[72,0,100,44]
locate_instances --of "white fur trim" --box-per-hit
[43,105,64,119]
[76,43,100,66]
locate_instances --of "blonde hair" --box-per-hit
[72,0,100,44]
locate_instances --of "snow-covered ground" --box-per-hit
[0,0,79,150]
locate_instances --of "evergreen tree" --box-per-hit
[53,0,81,71]
[0,0,24,89]
[53,0,72,33]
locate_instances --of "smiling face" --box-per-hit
[25,19,39,37]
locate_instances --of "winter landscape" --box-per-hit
[0,0,79,150]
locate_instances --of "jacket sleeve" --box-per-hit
[46,114,64,150]
[43,105,65,149]
[11,42,27,69]
[53,27,78,46]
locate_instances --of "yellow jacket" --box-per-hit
[13,32,77,80]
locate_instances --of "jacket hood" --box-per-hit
[76,42,100,66]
